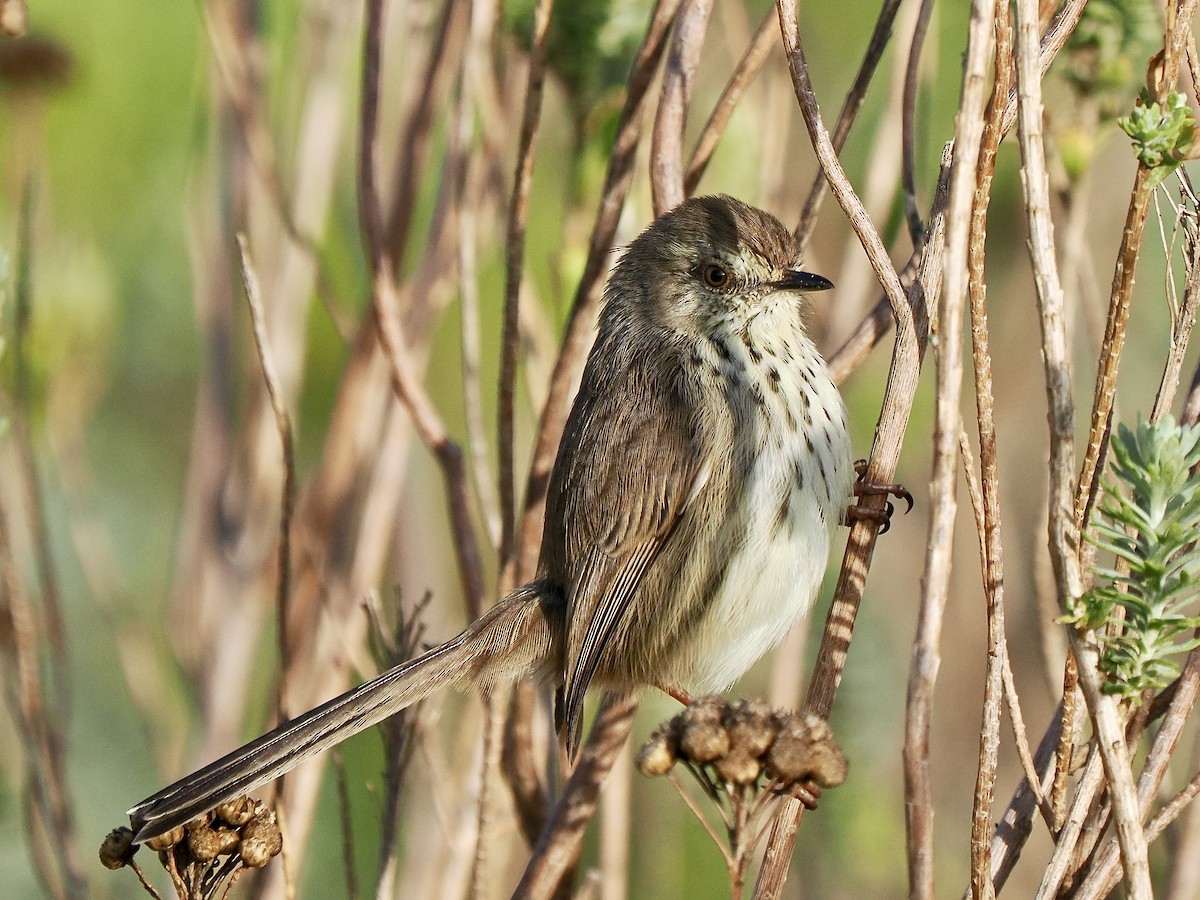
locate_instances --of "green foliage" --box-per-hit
[507,0,643,125]
[1118,91,1197,189]
[1063,416,1200,699]
[1061,0,1158,106]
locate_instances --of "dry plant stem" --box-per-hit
[1014,0,1151,890]
[1073,645,1200,898]
[755,5,926,896]
[1077,769,1200,900]
[498,0,554,576]
[202,2,354,339]
[793,0,904,252]
[964,7,1014,894]
[382,0,471,261]
[827,0,1089,385]
[514,694,638,899]
[1034,748,1105,898]
[359,0,485,616]
[1075,0,1200,525]
[904,3,994,896]
[901,0,936,243]
[985,703,1062,892]
[236,235,297,723]
[1151,207,1200,423]
[9,179,67,711]
[330,749,359,900]
[0,187,86,900]
[1052,655,1079,833]
[683,10,776,195]
[651,0,714,214]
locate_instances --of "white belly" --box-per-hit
[682,319,852,693]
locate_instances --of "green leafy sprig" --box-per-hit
[1117,90,1197,188]
[1063,416,1200,699]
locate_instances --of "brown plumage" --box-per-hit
[127,195,852,843]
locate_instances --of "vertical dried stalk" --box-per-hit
[964,6,1014,896]
[236,235,296,723]
[651,0,714,214]
[756,4,927,895]
[498,0,555,581]
[904,2,993,895]
[684,10,776,195]
[1012,0,1150,891]
[359,0,486,616]
[514,694,639,899]
[794,0,905,252]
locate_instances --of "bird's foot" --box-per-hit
[844,459,913,534]
[791,780,823,810]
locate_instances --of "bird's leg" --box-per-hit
[844,459,913,534]
[656,683,695,707]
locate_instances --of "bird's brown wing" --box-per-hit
[544,344,707,756]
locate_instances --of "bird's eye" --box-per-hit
[700,263,729,288]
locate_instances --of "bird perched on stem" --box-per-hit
[128,194,901,844]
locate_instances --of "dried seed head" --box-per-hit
[764,713,847,787]
[635,723,678,776]
[215,795,256,828]
[98,827,137,870]
[145,825,185,853]
[678,696,730,763]
[714,748,762,786]
[722,698,777,758]
[186,823,241,862]
[240,811,283,868]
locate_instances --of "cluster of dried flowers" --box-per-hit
[636,696,847,789]
[634,697,847,898]
[99,796,281,899]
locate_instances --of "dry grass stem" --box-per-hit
[235,234,296,723]
[651,0,714,214]
[904,2,994,895]
[499,0,554,578]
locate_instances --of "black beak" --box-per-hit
[777,269,834,292]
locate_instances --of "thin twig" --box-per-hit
[755,4,927,894]
[903,2,993,894]
[513,694,639,899]
[794,0,905,253]
[498,0,555,578]
[359,0,486,617]
[651,0,714,214]
[236,234,296,724]
[683,10,775,195]
[901,0,935,243]
[963,6,1014,893]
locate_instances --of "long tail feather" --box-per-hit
[128,586,558,843]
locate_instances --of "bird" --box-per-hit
[128,194,865,844]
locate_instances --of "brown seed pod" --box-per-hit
[765,713,847,787]
[215,795,256,828]
[186,823,241,862]
[678,696,730,764]
[98,827,137,870]
[714,748,762,786]
[722,698,777,758]
[635,723,678,776]
[240,811,283,869]
[145,825,185,853]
